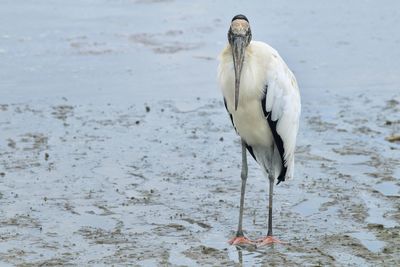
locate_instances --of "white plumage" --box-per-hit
[218,41,301,180]
[218,14,301,246]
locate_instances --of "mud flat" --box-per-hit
[0,94,399,266]
[1,0,400,265]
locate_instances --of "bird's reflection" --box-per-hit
[234,244,278,266]
[236,246,243,265]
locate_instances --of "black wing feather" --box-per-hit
[223,98,235,131]
[261,86,287,185]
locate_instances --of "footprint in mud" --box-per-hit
[129,32,202,54]
[306,115,337,132]
[77,226,128,245]
[70,41,113,55]
[182,245,235,266]
[0,214,41,229]
[51,105,74,121]
[19,133,48,151]
[7,138,16,149]
[0,104,8,111]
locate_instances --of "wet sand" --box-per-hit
[1,0,400,266]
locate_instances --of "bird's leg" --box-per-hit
[229,140,253,245]
[267,174,274,237]
[257,174,286,246]
[237,139,248,236]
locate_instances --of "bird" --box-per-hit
[217,14,301,246]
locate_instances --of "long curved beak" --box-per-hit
[232,36,246,111]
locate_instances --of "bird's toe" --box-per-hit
[256,236,287,246]
[228,236,255,246]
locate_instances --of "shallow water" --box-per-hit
[1,0,400,266]
[374,181,400,196]
[350,231,385,253]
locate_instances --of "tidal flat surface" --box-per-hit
[1,0,400,266]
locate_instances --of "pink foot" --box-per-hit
[228,236,254,246]
[256,236,286,246]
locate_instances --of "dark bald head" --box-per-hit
[231,14,249,23]
[227,15,252,110]
[228,14,252,46]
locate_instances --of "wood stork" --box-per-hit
[218,15,301,246]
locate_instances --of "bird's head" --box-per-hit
[228,14,252,110]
